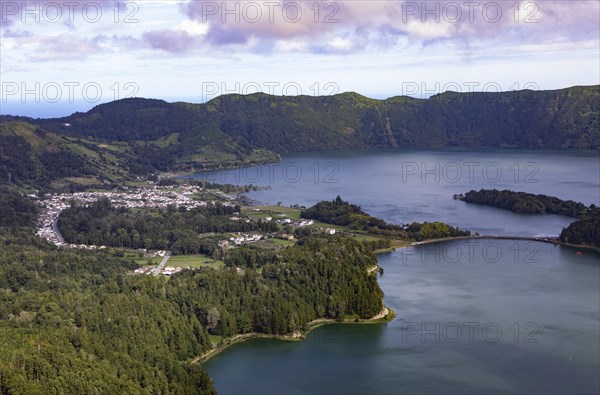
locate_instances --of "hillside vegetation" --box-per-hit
[31,86,598,151]
[0,122,129,189]
[301,196,471,240]
[0,120,278,189]
[2,86,597,188]
[0,192,384,394]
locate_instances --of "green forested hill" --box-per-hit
[36,98,202,141]
[560,217,600,247]
[0,120,279,189]
[460,189,594,217]
[6,85,598,152]
[0,192,384,394]
[203,85,599,151]
[0,122,126,189]
[1,86,597,188]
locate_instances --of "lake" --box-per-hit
[195,148,600,237]
[194,149,600,394]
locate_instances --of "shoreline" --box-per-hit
[192,235,597,366]
[192,305,395,365]
[162,157,282,179]
[384,235,600,254]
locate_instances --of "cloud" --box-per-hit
[140,17,209,53]
[1,28,32,38]
[0,0,126,28]
[2,0,598,58]
[172,0,600,54]
[29,33,104,61]
[142,29,199,52]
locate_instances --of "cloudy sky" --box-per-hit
[1,0,598,116]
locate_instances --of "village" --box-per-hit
[34,184,240,275]
[34,185,230,247]
[32,184,337,276]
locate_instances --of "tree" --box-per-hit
[207,307,220,332]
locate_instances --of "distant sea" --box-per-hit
[2,101,106,118]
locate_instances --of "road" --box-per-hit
[410,235,558,247]
[51,218,65,244]
[153,252,172,276]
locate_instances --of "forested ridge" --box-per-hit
[2,86,598,189]
[0,121,279,190]
[18,85,599,151]
[0,190,385,394]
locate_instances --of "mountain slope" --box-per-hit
[37,98,204,141]
[1,86,597,188]
[202,86,599,151]
[0,122,126,188]
[22,86,599,152]
[152,123,280,172]
[0,120,279,189]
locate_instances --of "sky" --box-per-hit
[0,0,599,117]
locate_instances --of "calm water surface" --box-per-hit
[197,150,600,394]
[195,149,600,237]
[205,241,600,394]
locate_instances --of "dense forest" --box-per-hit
[0,191,385,393]
[301,196,470,240]
[58,198,278,256]
[24,85,599,151]
[560,217,600,247]
[459,189,595,217]
[0,188,39,231]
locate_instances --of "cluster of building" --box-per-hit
[31,186,344,278]
[53,185,208,210]
[134,265,183,276]
[161,267,183,276]
[133,266,155,275]
[35,212,65,245]
[229,233,263,245]
[34,185,233,247]
[271,218,315,227]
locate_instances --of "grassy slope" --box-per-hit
[0,122,130,187]
[166,255,225,269]
[0,120,279,188]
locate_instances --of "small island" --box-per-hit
[455,189,600,249]
[454,189,595,217]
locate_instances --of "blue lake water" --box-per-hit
[195,149,600,394]
[194,149,600,237]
